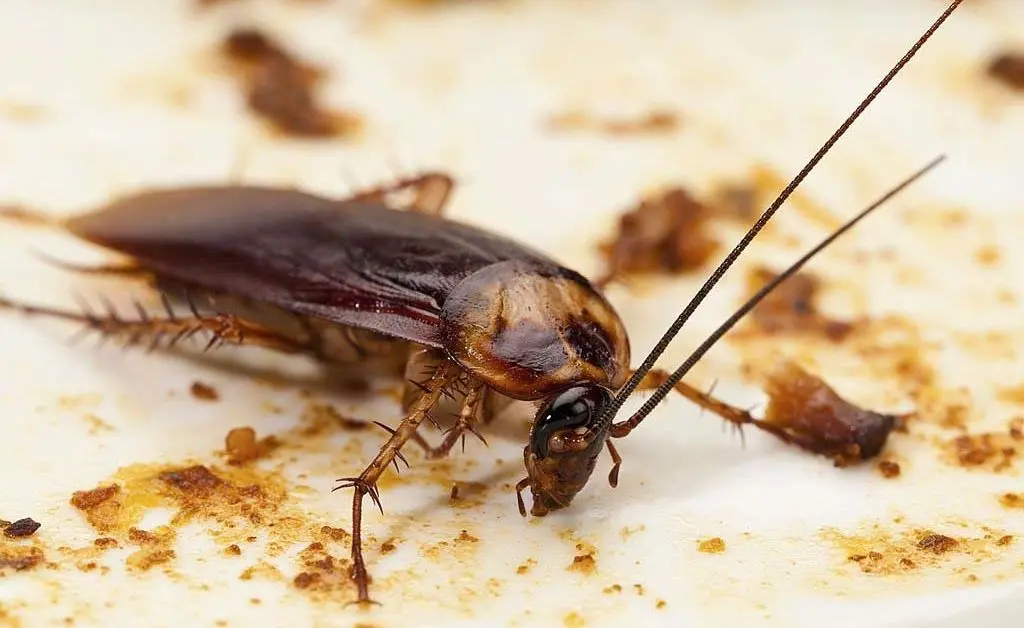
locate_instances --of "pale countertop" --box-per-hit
[1,1,1024,627]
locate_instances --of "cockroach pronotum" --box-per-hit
[0,0,963,605]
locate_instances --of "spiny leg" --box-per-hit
[0,292,310,355]
[333,361,460,606]
[345,172,454,216]
[409,385,488,460]
[30,250,146,279]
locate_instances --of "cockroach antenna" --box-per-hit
[598,0,964,429]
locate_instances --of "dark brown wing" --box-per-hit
[66,186,565,346]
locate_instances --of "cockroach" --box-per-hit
[0,1,962,605]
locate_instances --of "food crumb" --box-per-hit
[126,548,175,572]
[190,381,219,401]
[656,599,667,609]
[944,419,1022,472]
[998,493,1024,509]
[224,544,242,556]
[603,583,622,594]
[597,187,719,286]
[563,611,585,628]
[94,537,118,549]
[2,518,41,539]
[697,537,726,554]
[917,534,958,554]
[220,27,361,138]
[761,361,898,465]
[224,426,278,465]
[988,52,1024,91]
[516,558,537,575]
[380,540,396,554]
[745,266,854,340]
[996,535,1014,546]
[878,460,901,479]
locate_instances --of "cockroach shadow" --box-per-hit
[0,0,964,607]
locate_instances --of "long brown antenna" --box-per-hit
[598,0,963,428]
[610,155,945,437]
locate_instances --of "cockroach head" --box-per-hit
[521,384,613,517]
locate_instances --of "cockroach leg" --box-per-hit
[515,477,531,518]
[333,361,459,606]
[413,385,488,460]
[345,172,454,216]
[0,293,309,355]
[605,439,622,488]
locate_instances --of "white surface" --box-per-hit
[1,1,1023,627]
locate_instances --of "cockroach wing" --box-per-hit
[67,186,563,347]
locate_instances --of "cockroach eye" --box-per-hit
[531,385,612,458]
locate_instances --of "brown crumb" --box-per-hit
[190,381,219,401]
[761,361,899,465]
[744,266,854,341]
[944,420,1023,472]
[224,427,278,465]
[656,599,667,609]
[546,109,679,136]
[0,545,45,572]
[456,530,479,544]
[94,537,118,550]
[697,537,726,554]
[996,535,1014,546]
[220,28,360,138]
[516,558,536,575]
[2,518,40,539]
[603,583,622,594]
[597,187,719,286]
[917,534,958,554]
[320,526,349,542]
[998,493,1024,509]
[567,553,596,575]
[988,52,1024,91]
[878,460,901,478]
[126,548,175,572]
[225,544,242,556]
[380,540,396,554]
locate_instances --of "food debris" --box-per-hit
[224,427,279,465]
[988,51,1024,91]
[999,493,1024,509]
[291,541,353,597]
[744,266,854,340]
[564,611,585,628]
[190,381,219,401]
[2,518,40,539]
[0,545,45,572]
[566,540,598,575]
[516,558,536,575]
[761,361,899,465]
[546,109,680,136]
[220,28,360,138]
[127,548,176,572]
[603,583,622,594]
[944,418,1023,472]
[878,460,902,479]
[225,544,242,556]
[697,537,726,554]
[656,600,667,609]
[380,539,396,554]
[300,402,367,436]
[597,187,719,286]
[828,525,1010,576]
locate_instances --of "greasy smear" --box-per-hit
[988,52,1024,91]
[943,418,1023,472]
[744,266,854,341]
[825,524,1013,576]
[546,110,679,136]
[597,187,719,286]
[220,28,360,138]
[761,361,900,465]
[1,518,40,539]
[697,537,726,554]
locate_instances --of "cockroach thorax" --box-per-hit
[440,261,630,400]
